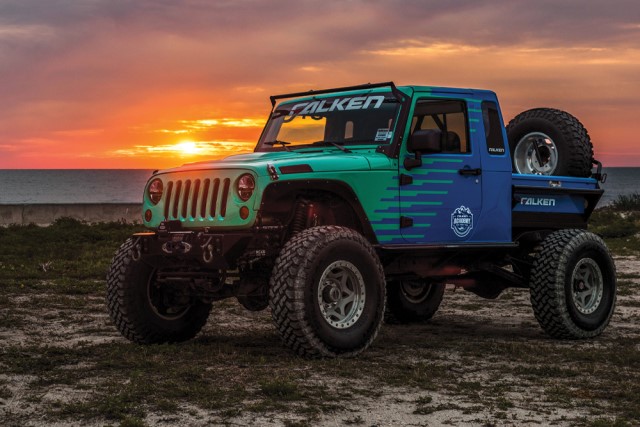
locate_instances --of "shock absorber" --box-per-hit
[291,200,309,236]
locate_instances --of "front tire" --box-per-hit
[529,229,616,339]
[269,226,386,358]
[106,239,212,344]
[386,279,445,323]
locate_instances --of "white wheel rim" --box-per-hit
[513,132,558,175]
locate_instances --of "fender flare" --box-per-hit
[259,179,378,244]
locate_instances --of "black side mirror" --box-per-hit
[404,129,442,170]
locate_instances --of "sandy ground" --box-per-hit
[1,256,639,426]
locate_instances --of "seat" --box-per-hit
[443,131,461,153]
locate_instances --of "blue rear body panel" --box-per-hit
[386,86,600,246]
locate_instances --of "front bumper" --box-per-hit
[131,227,253,269]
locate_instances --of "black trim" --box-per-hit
[378,242,518,251]
[512,213,588,230]
[512,184,603,221]
[399,216,413,228]
[399,174,413,186]
[279,164,313,174]
[512,185,603,197]
[260,179,378,243]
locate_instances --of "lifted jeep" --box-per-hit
[107,82,615,357]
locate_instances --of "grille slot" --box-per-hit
[163,177,231,221]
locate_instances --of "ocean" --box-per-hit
[0,168,639,206]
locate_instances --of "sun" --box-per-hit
[175,140,202,155]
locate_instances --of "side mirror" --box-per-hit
[404,129,442,170]
[408,129,443,153]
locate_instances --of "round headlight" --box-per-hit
[148,178,163,205]
[237,174,255,201]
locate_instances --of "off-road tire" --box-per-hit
[269,226,386,358]
[506,108,593,177]
[106,238,212,344]
[386,280,445,323]
[529,229,616,339]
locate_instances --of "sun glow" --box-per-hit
[175,140,202,155]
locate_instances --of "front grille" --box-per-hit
[163,178,231,221]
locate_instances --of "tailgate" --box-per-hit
[512,174,603,230]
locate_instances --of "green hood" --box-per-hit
[158,148,395,176]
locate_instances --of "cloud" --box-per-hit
[1,0,640,167]
[112,140,256,158]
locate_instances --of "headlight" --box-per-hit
[237,174,255,201]
[148,178,163,204]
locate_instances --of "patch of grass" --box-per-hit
[0,219,142,284]
[2,221,640,425]
[610,192,640,211]
[259,379,301,401]
[590,210,640,239]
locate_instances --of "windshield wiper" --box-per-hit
[312,141,352,153]
[264,140,291,151]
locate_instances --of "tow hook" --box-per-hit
[201,236,215,263]
[162,241,193,255]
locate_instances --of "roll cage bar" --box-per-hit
[269,81,408,107]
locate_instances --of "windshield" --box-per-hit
[256,92,401,151]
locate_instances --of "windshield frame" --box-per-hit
[255,82,411,157]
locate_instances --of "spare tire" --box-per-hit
[506,108,593,177]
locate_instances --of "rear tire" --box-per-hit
[386,279,445,323]
[529,229,616,339]
[106,239,212,344]
[269,226,385,358]
[506,108,593,177]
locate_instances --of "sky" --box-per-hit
[1,0,640,169]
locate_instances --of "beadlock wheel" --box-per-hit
[385,279,445,324]
[529,229,616,339]
[400,280,433,304]
[317,260,366,329]
[571,258,604,315]
[269,226,386,358]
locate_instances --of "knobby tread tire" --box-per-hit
[106,238,211,344]
[269,226,386,358]
[529,229,616,339]
[506,108,594,177]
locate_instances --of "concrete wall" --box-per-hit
[0,203,143,226]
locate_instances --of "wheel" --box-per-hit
[386,279,445,323]
[269,226,386,357]
[237,295,269,312]
[106,238,212,344]
[529,229,616,339]
[506,108,593,177]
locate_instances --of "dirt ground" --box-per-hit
[1,256,639,426]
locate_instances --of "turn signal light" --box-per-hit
[239,206,249,220]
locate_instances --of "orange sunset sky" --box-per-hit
[1,0,640,169]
